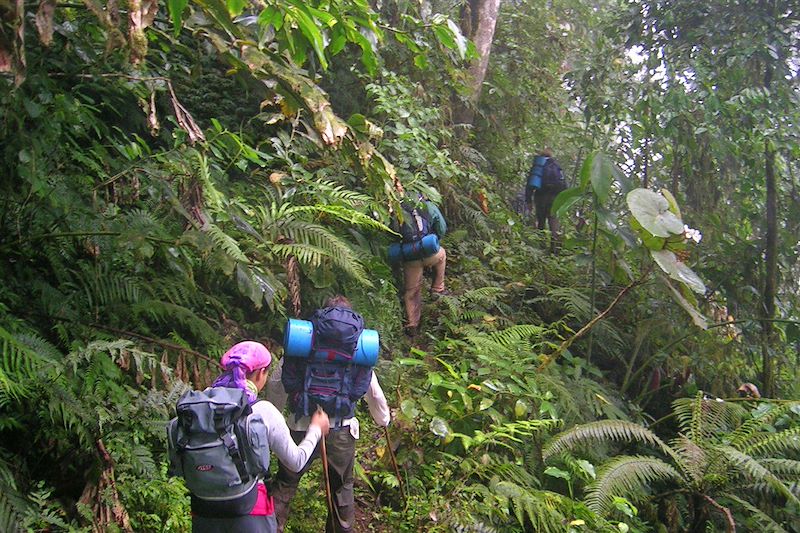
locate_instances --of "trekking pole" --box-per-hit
[383,426,406,502]
[318,409,336,531]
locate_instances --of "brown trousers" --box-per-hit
[403,247,446,328]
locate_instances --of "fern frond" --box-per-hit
[132,300,219,345]
[757,458,800,480]
[720,493,789,533]
[670,435,706,486]
[585,455,681,515]
[478,325,546,349]
[0,327,47,405]
[272,243,371,286]
[0,455,27,533]
[287,204,394,233]
[204,223,249,263]
[741,427,800,458]
[716,445,800,506]
[462,286,505,305]
[304,179,374,205]
[728,402,798,451]
[491,481,567,532]
[673,394,742,442]
[543,420,675,462]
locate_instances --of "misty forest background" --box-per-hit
[1,0,799,531]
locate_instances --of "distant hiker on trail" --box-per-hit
[167,341,330,533]
[390,191,449,337]
[525,148,567,253]
[274,295,391,533]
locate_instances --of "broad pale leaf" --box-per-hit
[651,249,706,295]
[627,188,684,237]
[430,416,450,438]
[660,274,708,329]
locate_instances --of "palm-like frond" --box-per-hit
[720,493,790,533]
[272,242,371,286]
[757,458,800,480]
[716,445,799,506]
[543,420,674,461]
[728,401,798,447]
[585,455,681,515]
[287,204,394,234]
[672,394,743,442]
[670,435,706,486]
[741,426,800,457]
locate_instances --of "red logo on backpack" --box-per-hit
[196,464,214,472]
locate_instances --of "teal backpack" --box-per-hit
[167,387,270,503]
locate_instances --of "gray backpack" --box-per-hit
[167,387,270,502]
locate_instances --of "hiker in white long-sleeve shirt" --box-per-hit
[273,295,391,533]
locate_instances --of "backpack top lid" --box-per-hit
[310,306,365,357]
[399,196,431,243]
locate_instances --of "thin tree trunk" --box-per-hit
[761,3,777,397]
[454,0,501,125]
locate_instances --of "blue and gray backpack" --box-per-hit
[167,387,270,514]
[282,306,374,424]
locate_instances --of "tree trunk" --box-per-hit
[454,0,501,126]
[761,10,777,397]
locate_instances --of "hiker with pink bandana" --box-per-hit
[168,341,330,533]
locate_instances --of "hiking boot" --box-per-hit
[430,289,451,300]
[404,325,419,337]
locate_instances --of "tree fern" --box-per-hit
[543,420,674,461]
[584,455,681,515]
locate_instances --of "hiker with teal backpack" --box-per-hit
[389,190,449,337]
[274,295,391,533]
[525,148,567,253]
[167,341,330,533]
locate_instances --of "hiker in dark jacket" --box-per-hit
[272,296,391,533]
[525,148,566,253]
[172,341,329,533]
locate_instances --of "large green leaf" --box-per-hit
[168,0,190,35]
[650,250,706,295]
[626,188,684,237]
[552,187,584,218]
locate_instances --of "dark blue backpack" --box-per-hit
[540,159,565,192]
[282,306,373,422]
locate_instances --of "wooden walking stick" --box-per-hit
[383,426,406,502]
[318,408,336,531]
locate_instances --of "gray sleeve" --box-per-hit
[251,401,320,473]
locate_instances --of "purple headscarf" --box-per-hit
[211,341,272,403]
